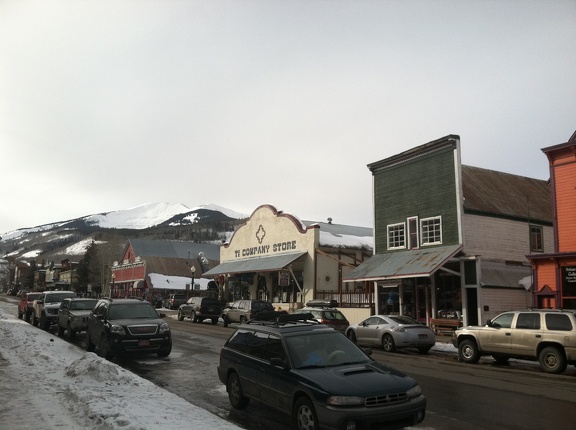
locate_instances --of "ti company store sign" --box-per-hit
[233,224,300,259]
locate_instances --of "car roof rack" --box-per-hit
[247,311,320,327]
[306,299,338,308]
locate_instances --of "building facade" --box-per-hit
[110,239,221,300]
[528,131,576,309]
[345,135,553,326]
[203,205,374,323]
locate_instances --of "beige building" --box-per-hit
[203,204,373,323]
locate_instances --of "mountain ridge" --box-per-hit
[0,203,249,262]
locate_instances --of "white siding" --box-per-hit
[463,214,553,261]
[480,287,533,322]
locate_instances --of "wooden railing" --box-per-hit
[315,290,373,308]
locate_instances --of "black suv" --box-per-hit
[217,312,426,430]
[178,296,222,324]
[86,298,172,359]
[221,299,274,327]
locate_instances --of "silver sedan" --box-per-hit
[346,315,436,354]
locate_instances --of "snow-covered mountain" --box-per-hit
[0,203,248,261]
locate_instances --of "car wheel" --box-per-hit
[382,334,396,352]
[100,335,113,360]
[227,372,250,409]
[191,311,197,323]
[32,313,39,327]
[57,324,65,337]
[418,346,433,354]
[458,339,480,363]
[293,396,319,430]
[239,315,247,324]
[39,314,49,331]
[157,345,172,358]
[223,316,229,328]
[346,330,357,343]
[178,310,184,321]
[24,311,31,323]
[67,324,76,340]
[211,318,218,325]
[539,346,567,374]
[17,310,23,319]
[86,331,95,352]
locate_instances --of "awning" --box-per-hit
[203,251,306,276]
[480,262,532,289]
[343,245,462,282]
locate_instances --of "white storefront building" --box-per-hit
[203,204,374,323]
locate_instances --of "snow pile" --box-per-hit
[0,305,240,430]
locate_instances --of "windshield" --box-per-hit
[70,300,98,311]
[286,332,371,369]
[45,293,76,303]
[388,315,420,325]
[108,303,159,320]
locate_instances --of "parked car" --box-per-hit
[292,299,350,333]
[178,296,222,324]
[57,298,98,340]
[346,314,436,354]
[453,308,576,374]
[218,311,426,430]
[164,293,187,310]
[32,291,77,331]
[86,298,172,359]
[221,299,274,327]
[17,292,42,322]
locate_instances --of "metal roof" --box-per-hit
[480,261,532,289]
[128,239,220,261]
[461,165,552,223]
[203,251,306,276]
[343,245,462,282]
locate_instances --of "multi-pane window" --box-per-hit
[387,223,406,249]
[420,216,442,245]
[530,225,543,252]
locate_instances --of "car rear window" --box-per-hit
[253,302,273,311]
[202,299,220,307]
[545,314,573,331]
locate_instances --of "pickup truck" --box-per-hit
[57,297,98,339]
[32,291,76,331]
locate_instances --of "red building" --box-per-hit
[529,131,576,308]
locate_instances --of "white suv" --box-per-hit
[452,309,576,374]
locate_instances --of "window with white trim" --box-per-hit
[420,216,442,245]
[387,223,406,249]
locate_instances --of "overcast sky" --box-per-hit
[1,0,575,234]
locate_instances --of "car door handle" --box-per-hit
[505,332,512,336]
[535,334,541,338]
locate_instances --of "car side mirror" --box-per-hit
[485,319,493,327]
[158,313,167,318]
[270,358,289,370]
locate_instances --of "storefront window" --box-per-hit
[436,272,462,319]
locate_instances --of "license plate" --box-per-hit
[138,339,150,346]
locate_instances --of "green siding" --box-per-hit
[373,146,460,252]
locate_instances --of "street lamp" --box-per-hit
[111,273,115,298]
[190,266,196,290]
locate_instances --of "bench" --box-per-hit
[430,318,462,335]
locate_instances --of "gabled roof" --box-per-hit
[461,165,552,224]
